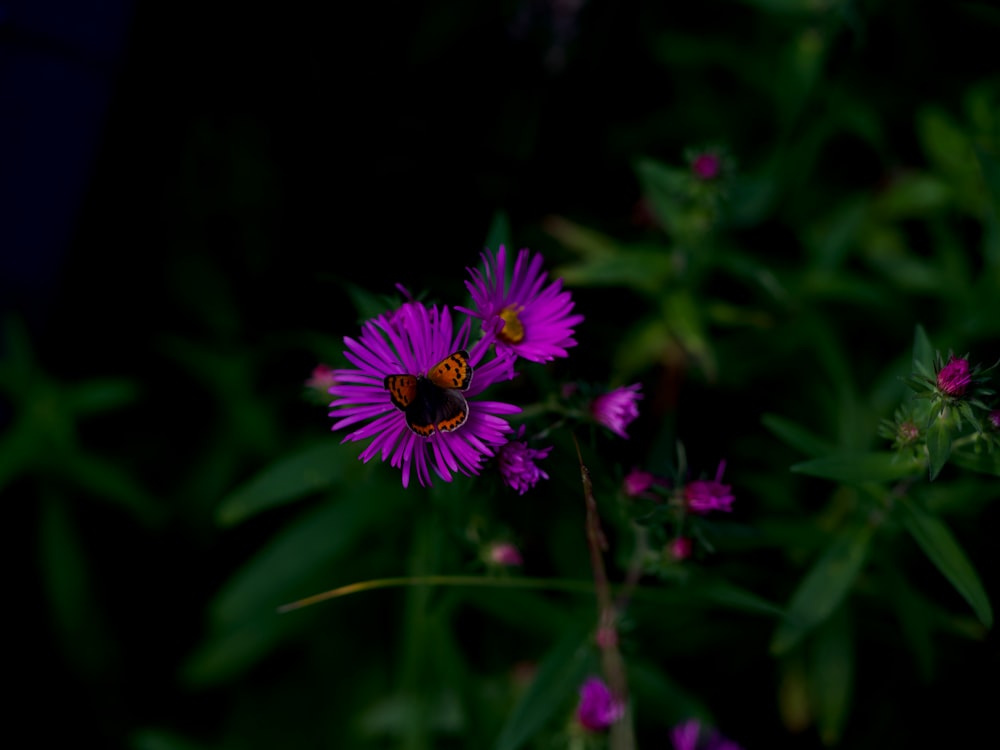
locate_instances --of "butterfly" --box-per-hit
[384,350,473,437]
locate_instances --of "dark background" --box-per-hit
[4,1,1000,748]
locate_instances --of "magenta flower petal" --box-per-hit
[575,676,624,732]
[497,425,552,494]
[937,355,971,397]
[590,384,642,439]
[684,460,735,514]
[459,245,584,364]
[328,301,520,487]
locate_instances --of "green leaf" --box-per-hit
[925,418,952,480]
[131,729,212,750]
[210,478,405,628]
[771,523,874,655]
[790,452,922,484]
[216,441,353,526]
[182,610,313,687]
[627,660,710,730]
[484,210,512,251]
[949,447,1000,477]
[912,324,934,371]
[66,378,139,415]
[761,414,835,458]
[808,604,853,746]
[39,494,116,678]
[880,561,934,683]
[494,624,595,750]
[897,498,993,628]
[60,453,164,526]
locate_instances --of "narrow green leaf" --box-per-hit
[494,624,595,750]
[880,561,934,682]
[67,378,139,415]
[912,324,934,371]
[925,418,952,480]
[973,143,1000,215]
[210,479,405,628]
[182,611,312,687]
[131,730,211,750]
[791,452,922,484]
[217,441,352,526]
[771,523,874,655]
[809,604,853,745]
[898,498,993,628]
[484,210,512,251]
[627,660,710,730]
[761,414,835,458]
[39,494,116,678]
[949,447,1000,477]
[60,453,164,526]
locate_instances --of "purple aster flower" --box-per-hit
[683,460,735,514]
[497,425,552,494]
[575,676,624,732]
[459,245,584,363]
[937,355,971,397]
[328,301,520,488]
[486,541,523,567]
[589,383,642,439]
[304,363,337,404]
[670,718,743,750]
[669,537,693,561]
[691,151,722,181]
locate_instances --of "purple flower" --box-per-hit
[623,467,666,498]
[691,152,722,181]
[498,425,552,494]
[684,460,735,514]
[937,355,971,397]
[460,245,584,363]
[575,676,624,732]
[669,537,693,561]
[486,541,523,567]
[670,718,742,750]
[304,364,338,404]
[590,384,642,439]
[989,410,1000,430]
[328,301,520,487]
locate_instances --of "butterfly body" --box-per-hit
[384,350,472,437]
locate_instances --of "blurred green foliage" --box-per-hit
[5,1,1000,749]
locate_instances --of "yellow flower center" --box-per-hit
[498,305,525,344]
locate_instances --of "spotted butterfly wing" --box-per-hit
[384,350,472,436]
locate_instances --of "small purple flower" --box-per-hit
[669,537,693,561]
[684,460,735,514]
[937,355,971,397]
[328,301,520,487]
[989,410,1000,430]
[691,152,722,181]
[623,468,656,497]
[897,420,920,445]
[670,718,743,750]
[590,384,642,439]
[498,425,552,494]
[460,245,584,364]
[487,541,523,567]
[575,676,625,732]
[304,364,338,403]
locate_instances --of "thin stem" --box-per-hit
[570,432,636,750]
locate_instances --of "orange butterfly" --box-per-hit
[384,350,473,437]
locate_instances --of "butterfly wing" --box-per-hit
[426,350,472,391]
[405,381,469,436]
[384,374,418,410]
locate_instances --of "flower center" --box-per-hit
[498,305,525,344]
